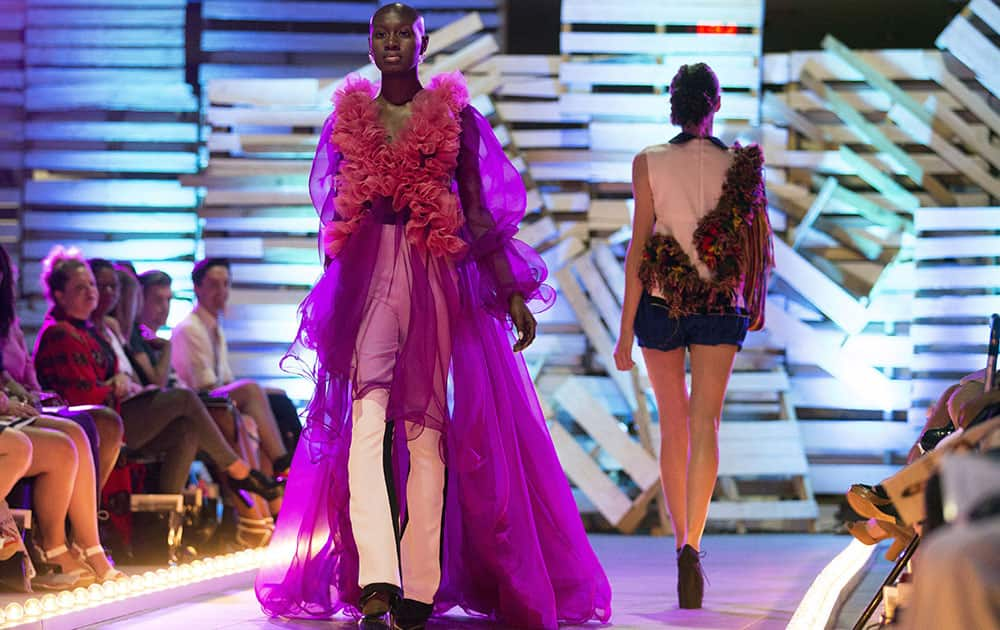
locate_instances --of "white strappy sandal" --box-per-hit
[39,544,95,586]
[73,543,126,582]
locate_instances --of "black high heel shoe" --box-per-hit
[677,544,706,609]
[229,469,283,507]
[359,583,400,629]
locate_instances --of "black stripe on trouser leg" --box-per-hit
[383,420,402,564]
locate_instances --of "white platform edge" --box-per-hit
[787,539,877,630]
[2,567,257,629]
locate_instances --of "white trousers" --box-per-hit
[347,395,445,604]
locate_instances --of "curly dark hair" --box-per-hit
[669,63,720,127]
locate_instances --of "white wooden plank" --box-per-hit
[555,378,659,489]
[773,238,867,334]
[561,0,762,26]
[23,211,197,234]
[889,103,1000,198]
[547,420,632,525]
[912,352,995,373]
[715,422,809,477]
[911,323,997,345]
[762,49,945,85]
[27,27,184,47]
[24,181,197,208]
[26,85,197,112]
[559,92,759,122]
[203,1,373,22]
[765,148,963,176]
[560,57,759,89]
[929,58,1000,137]
[560,32,762,56]
[23,238,194,261]
[800,421,920,455]
[25,121,199,143]
[914,235,1000,260]
[25,150,198,174]
[915,207,1000,231]
[26,67,185,84]
[914,295,1000,318]
[25,47,185,67]
[970,0,1000,34]
[26,8,186,27]
[202,31,366,54]
[936,14,1000,97]
[709,500,818,521]
[915,265,1000,290]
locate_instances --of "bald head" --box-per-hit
[371,3,425,38]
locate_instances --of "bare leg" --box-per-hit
[0,430,32,496]
[642,346,689,549]
[686,344,737,551]
[20,426,92,576]
[213,380,288,464]
[31,416,114,576]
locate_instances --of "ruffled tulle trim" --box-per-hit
[323,71,471,259]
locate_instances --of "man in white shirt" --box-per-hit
[171,259,293,475]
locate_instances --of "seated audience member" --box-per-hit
[32,248,279,506]
[2,391,124,583]
[138,269,173,336]
[845,372,999,557]
[171,258,297,475]
[0,243,123,491]
[111,265,171,387]
[116,264,278,542]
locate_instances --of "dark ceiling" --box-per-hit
[506,0,966,54]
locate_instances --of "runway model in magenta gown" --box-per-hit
[255,4,612,629]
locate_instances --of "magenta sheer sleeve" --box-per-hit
[456,106,555,320]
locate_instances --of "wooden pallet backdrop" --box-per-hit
[4,0,998,534]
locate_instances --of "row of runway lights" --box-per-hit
[0,547,266,628]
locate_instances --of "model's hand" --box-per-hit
[509,293,536,353]
[614,331,635,371]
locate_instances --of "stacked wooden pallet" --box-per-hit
[912,206,1000,417]
[759,0,999,491]
[0,0,24,256]
[16,0,201,340]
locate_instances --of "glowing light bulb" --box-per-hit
[57,591,75,609]
[143,571,157,589]
[23,598,42,617]
[155,569,169,587]
[41,593,59,613]
[88,583,105,602]
[131,574,146,592]
[166,565,180,583]
[0,607,5,624]
[4,602,25,622]
[74,587,89,606]
[179,565,193,581]
[102,581,119,598]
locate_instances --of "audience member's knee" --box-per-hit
[5,431,34,478]
[47,430,80,473]
[92,406,125,441]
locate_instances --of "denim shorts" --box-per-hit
[634,292,750,352]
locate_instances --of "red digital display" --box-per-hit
[695,23,740,35]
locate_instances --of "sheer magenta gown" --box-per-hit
[255,71,612,629]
